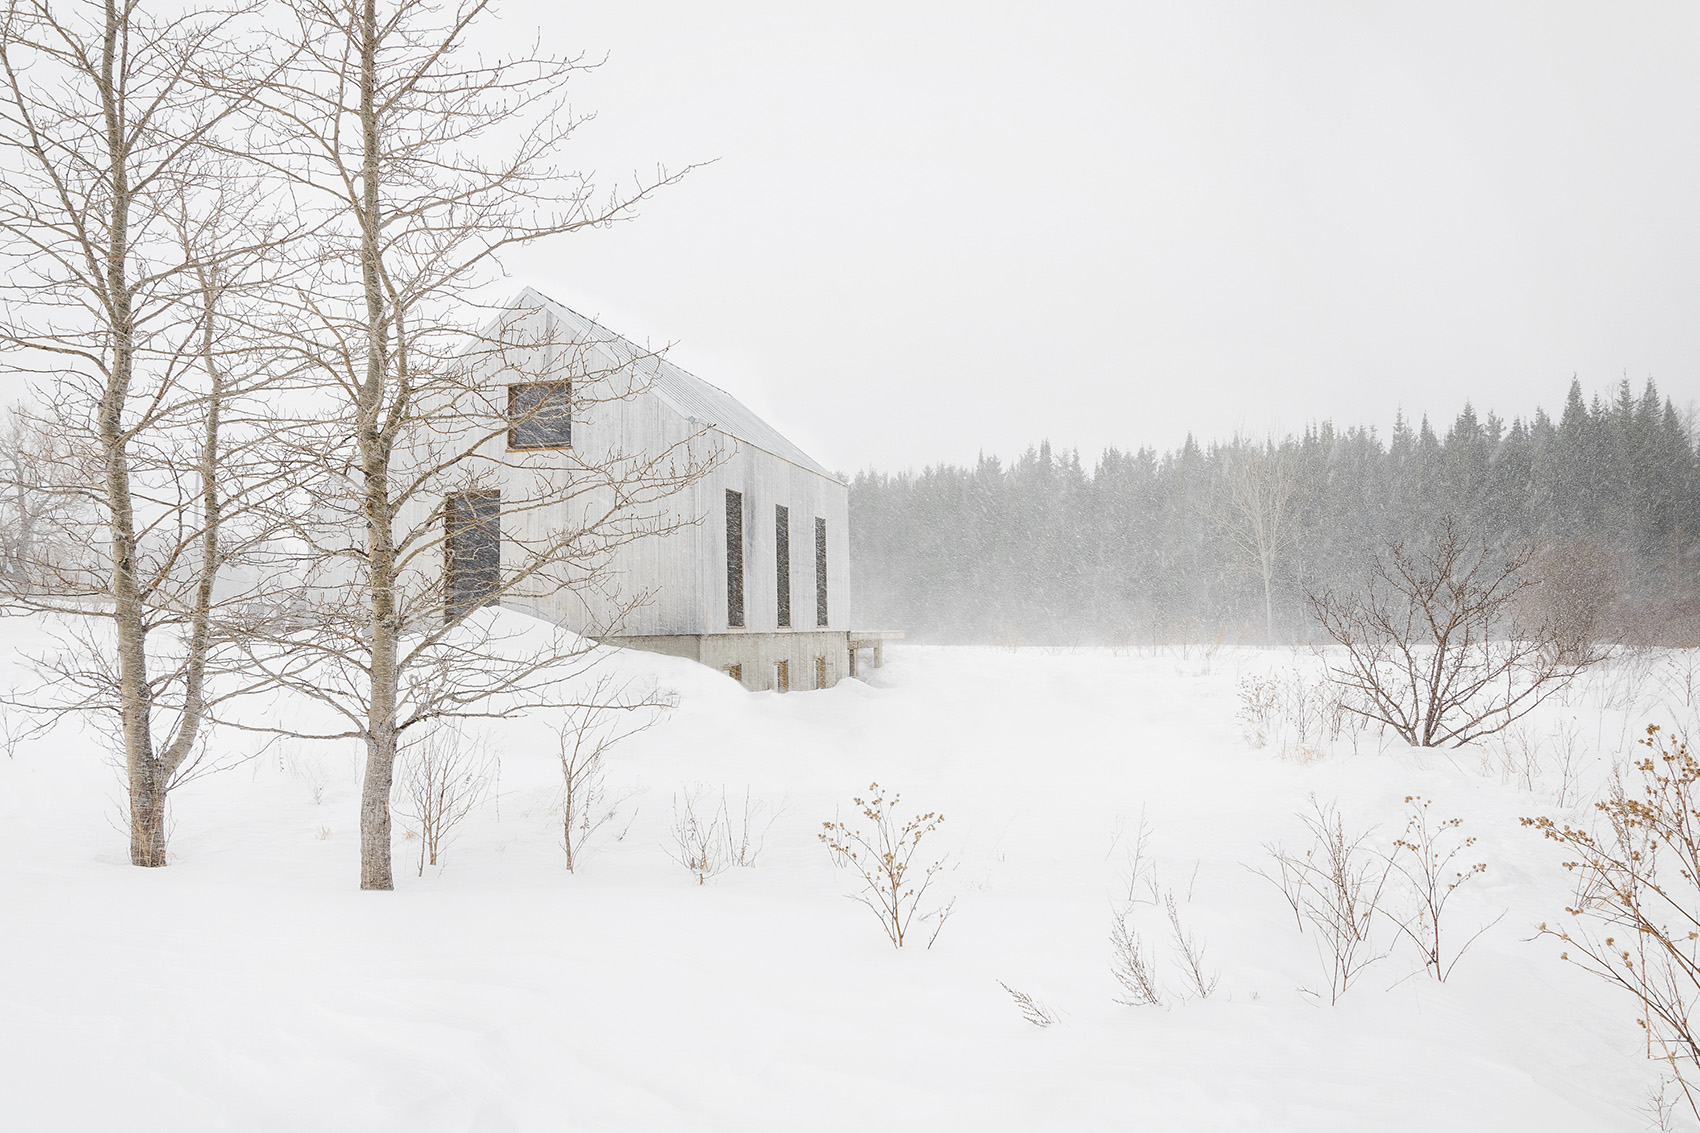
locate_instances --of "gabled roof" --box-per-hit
[513,287,837,481]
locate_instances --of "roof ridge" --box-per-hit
[511,287,838,481]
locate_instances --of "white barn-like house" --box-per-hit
[448,287,853,691]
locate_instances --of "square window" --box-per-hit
[507,382,571,449]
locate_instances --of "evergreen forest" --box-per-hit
[848,378,1700,645]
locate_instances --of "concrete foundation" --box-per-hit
[607,630,851,692]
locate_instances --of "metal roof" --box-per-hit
[513,288,838,481]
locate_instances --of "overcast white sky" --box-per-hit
[497,0,1700,474]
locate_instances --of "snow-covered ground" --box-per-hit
[0,613,1691,1131]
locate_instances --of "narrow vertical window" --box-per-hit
[445,490,500,623]
[814,516,829,627]
[815,655,827,689]
[775,504,791,628]
[725,489,744,628]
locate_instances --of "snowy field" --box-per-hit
[0,613,1693,1131]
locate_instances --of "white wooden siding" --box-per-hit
[413,291,851,641]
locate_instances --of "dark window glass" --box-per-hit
[507,382,571,449]
[814,517,828,626]
[775,504,791,628]
[445,490,500,622]
[726,489,744,627]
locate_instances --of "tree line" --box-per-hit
[848,378,1700,646]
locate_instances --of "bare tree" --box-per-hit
[1309,518,1597,748]
[0,0,293,864]
[394,722,497,875]
[231,0,712,889]
[1516,537,1621,663]
[1216,436,1300,643]
[557,678,656,872]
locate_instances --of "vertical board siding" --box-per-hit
[419,298,852,643]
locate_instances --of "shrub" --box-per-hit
[667,785,728,885]
[1516,538,1620,665]
[664,784,781,883]
[557,702,649,873]
[820,782,953,948]
[1384,795,1498,981]
[1526,725,1700,1119]
[1310,517,1599,747]
[394,725,498,876]
[1254,797,1392,1003]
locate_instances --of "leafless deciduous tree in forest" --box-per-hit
[1216,436,1300,643]
[232,0,712,889]
[1310,518,1597,748]
[0,0,295,864]
[1517,537,1621,663]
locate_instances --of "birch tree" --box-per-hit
[0,0,292,864]
[1217,436,1299,642]
[243,0,709,890]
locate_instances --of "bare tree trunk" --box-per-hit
[1216,438,1297,645]
[92,0,168,866]
[356,0,399,890]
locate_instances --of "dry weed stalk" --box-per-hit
[1108,823,1217,1005]
[1110,913,1164,1006]
[1254,797,1392,1004]
[1527,725,1700,1121]
[667,786,729,885]
[819,783,952,948]
[1384,796,1500,981]
[997,981,1062,1027]
[1166,891,1220,999]
[1236,675,1280,748]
